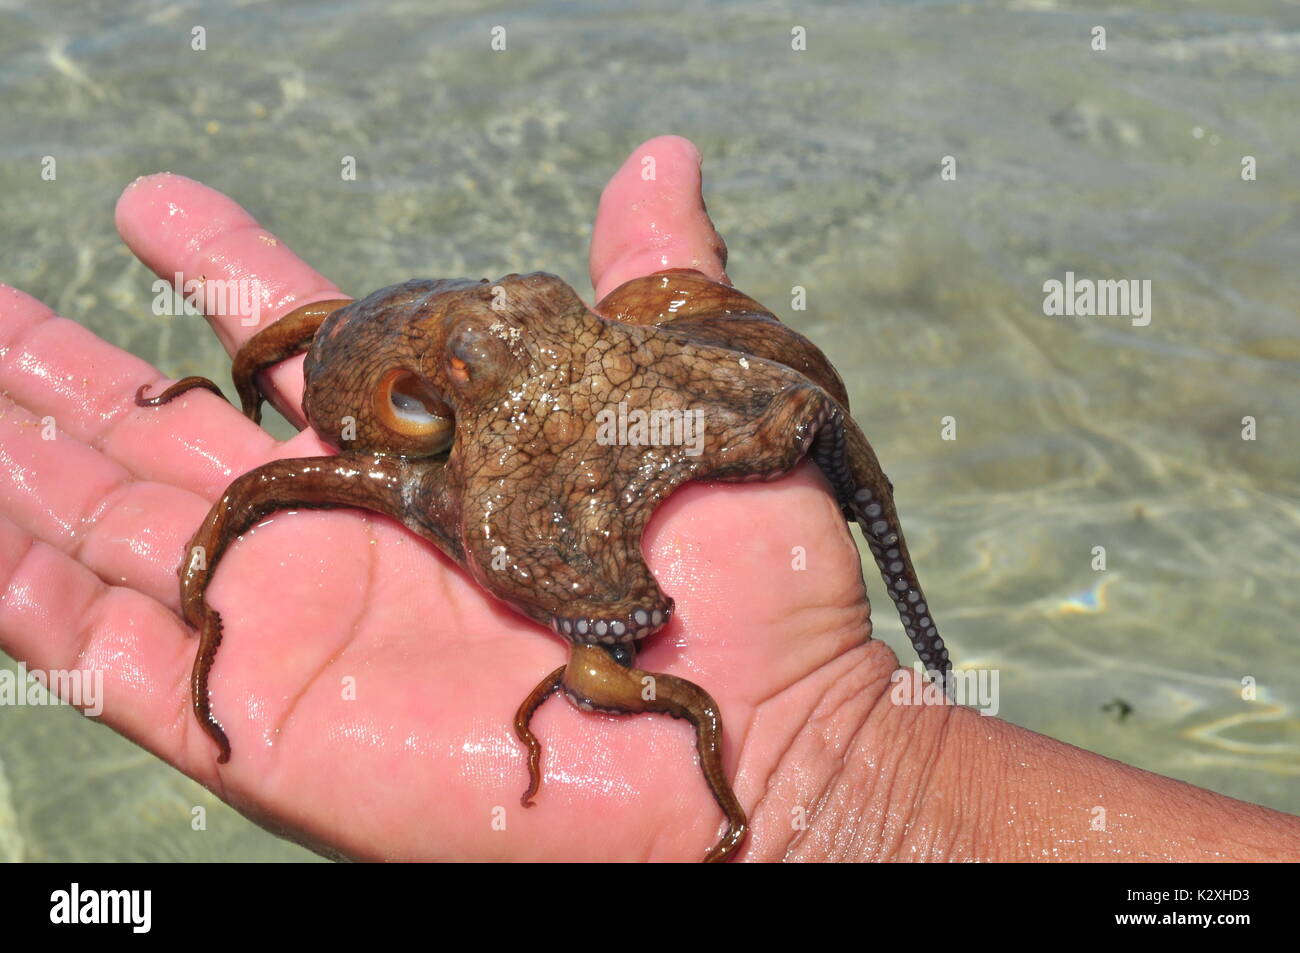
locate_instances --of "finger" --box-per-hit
[588,135,730,300]
[0,388,209,608]
[0,512,223,788]
[0,283,273,498]
[114,173,347,424]
[0,374,332,611]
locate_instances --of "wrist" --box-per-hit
[741,639,961,861]
[795,645,963,862]
[784,648,1300,862]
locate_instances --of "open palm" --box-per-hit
[0,136,888,861]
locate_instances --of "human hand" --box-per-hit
[0,135,892,861]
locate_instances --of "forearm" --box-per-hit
[781,642,1300,862]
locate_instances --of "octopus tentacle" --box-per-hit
[231,298,351,422]
[514,642,639,808]
[177,452,447,762]
[513,665,566,807]
[595,269,849,408]
[551,600,674,646]
[133,298,351,423]
[135,376,228,408]
[687,381,829,483]
[685,379,948,676]
[556,643,747,863]
[808,403,950,675]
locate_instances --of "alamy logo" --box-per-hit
[1042,271,1151,327]
[50,883,151,933]
[152,273,263,326]
[0,663,102,716]
[595,400,705,457]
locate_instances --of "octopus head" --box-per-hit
[301,273,588,457]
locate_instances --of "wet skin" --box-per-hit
[137,267,948,862]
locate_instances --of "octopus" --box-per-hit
[136,268,949,862]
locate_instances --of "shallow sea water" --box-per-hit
[0,0,1297,860]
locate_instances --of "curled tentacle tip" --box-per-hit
[703,827,747,863]
[213,734,232,764]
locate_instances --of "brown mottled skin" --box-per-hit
[135,267,948,862]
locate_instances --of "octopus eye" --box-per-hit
[374,369,454,450]
[442,318,507,389]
